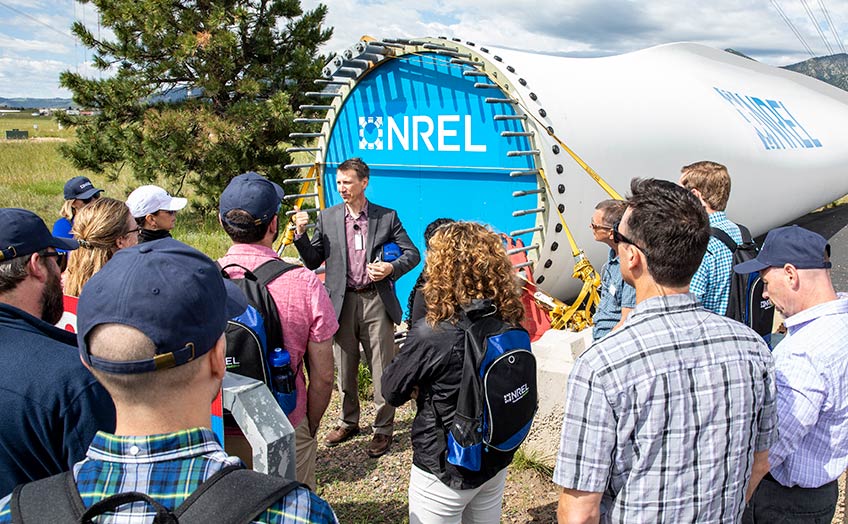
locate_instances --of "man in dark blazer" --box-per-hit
[293,157,420,458]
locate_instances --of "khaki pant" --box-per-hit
[334,288,397,436]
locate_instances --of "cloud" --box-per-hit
[4,0,848,98]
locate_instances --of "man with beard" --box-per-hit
[0,208,115,497]
[218,172,337,489]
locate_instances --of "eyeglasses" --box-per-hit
[41,251,68,272]
[612,222,649,258]
[124,227,141,236]
[156,210,177,216]
[590,222,612,231]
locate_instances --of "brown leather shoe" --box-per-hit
[324,426,359,447]
[366,433,392,458]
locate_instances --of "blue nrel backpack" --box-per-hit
[447,300,537,472]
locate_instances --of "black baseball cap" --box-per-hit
[734,225,832,274]
[64,176,103,201]
[219,172,285,227]
[0,208,79,261]
[77,238,248,375]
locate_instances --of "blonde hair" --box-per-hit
[423,222,524,326]
[60,199,76,221]
[680,160,731,211]
[65,197,132,296]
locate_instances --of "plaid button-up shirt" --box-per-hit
[554,293,777,523]
[0,427,337,524]
[690,211,742,316]
[770,294,848,488]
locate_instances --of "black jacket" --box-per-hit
[382,317,513,489]
[0,304,115,496]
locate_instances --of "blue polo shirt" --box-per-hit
[0,303,115,497]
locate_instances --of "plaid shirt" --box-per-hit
[0,428,337,524]
[554,293,777,523]
[690,211,741,315]
[770,294,848,488]
[592,249,636,340]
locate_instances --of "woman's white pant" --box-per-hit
[408,465,508,524]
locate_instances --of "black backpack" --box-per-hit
[219,260,297,386]
[446,300,537,472]
[10,465,305,523]
[711,224,775,345]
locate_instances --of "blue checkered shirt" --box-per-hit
[0,427,337,524]
[592,249,636,340]
[554,293,777,523]
[690,211,741,315]
[769,294,848,488]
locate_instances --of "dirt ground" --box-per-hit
[313,389,847,523]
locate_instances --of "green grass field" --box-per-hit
[0,125,233,258]
[0,113,75,139]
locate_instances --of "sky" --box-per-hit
[0,0,846,99]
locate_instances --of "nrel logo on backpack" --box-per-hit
[447,301,537,472]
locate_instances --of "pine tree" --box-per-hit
[58,0,332,208]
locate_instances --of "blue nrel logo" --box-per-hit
[359,115,487,153]
[714,87,822,151]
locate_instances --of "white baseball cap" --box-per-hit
[126,185,188,218]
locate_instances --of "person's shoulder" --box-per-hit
[261,486,337,523]
[367,201,396,216]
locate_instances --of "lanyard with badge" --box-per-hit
[353,223,364,251]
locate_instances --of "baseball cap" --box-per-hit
[64,176,103,201]
[126,185,188,218]
[219,172,285,227]
[734,225,832,274]
[77,238,248,375]
[0,208,79,261]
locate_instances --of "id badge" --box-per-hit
[354,233,364,250]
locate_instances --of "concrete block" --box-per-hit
[222,372,296,480]
[523,328,593,467]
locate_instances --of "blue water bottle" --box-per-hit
[269,348,297,416]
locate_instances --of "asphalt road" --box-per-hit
[782,203,848,293]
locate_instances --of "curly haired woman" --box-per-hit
[383,221,525,523]
[64,198,139,297]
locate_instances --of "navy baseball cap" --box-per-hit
[77,238,248,375]
[219,172,284,227]
[734,225,832,274]
[0,208,79,261]
[64,176,103,201]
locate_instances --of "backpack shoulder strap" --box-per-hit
[10,471,85,524]
[251,259,299,287]
[710,226,737,252]
[736,223,754,244]
[174,465,306,524]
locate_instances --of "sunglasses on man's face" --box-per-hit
[157,209,177,216]
[41,251,68,272]
[612,223,649,259]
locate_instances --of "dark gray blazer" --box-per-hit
[294,202,420,325]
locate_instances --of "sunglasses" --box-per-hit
[41,251,68,272]
[124,227,141,236]
[590,222,612,231]
[612,222,649,258]
[80,193,101,205]
[156,209,177,216]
